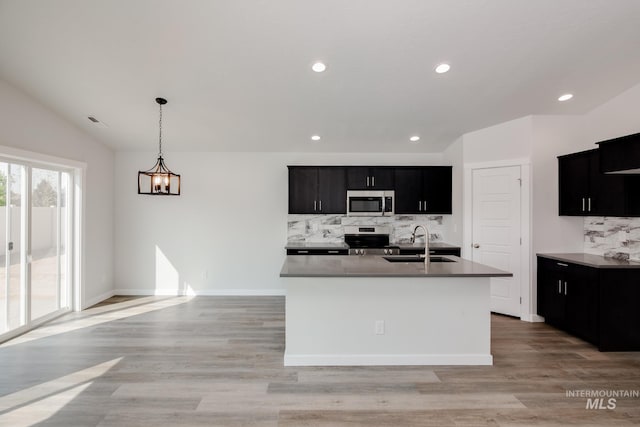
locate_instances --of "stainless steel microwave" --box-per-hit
[346,190,394,216]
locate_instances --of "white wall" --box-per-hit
[462,116,533,164]
[442,137,463,246]
[114,151,444,295]
[0,79,115,308]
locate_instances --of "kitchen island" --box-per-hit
[280,255,511,366]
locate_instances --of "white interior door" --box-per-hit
[472,166,521,317]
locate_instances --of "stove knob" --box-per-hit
[384,249,388,255]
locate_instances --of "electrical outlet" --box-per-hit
[375,320,385,335]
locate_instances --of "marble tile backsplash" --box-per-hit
[584,217,640,261]
[287,215,446,244]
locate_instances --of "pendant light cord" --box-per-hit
[158,102,163,157]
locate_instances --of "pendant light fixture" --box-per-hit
[138,97,181,195]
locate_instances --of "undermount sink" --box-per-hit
[383,256,456,263]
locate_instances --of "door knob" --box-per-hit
[473,243,480,248]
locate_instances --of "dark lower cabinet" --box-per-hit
[286,248,348,255]
[399,247,461,257]
[598,270,640,351]
[537,255,640,351]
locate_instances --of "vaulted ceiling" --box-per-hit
[1,0,639,152]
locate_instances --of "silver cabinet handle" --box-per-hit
[564,281,567,295]
[328,250,339,254]
[366,176,370,187]
[588,198,591,212]
[558,279,562,293]
[582,198,585,212]
[423,200,427,211]
[314,200,317,211]
[298,250,309,254]
[557,262,568,267]
[319,200,322,211]
[473,243,480,248]
[372,176,375,187]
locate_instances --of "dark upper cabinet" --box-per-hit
[394,168,422,214]
[318,167,347,213]
[558,149,626,216]
[346,167,394,190]
[394,167,452,214]
[288,166,346,214]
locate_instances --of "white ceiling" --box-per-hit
[1,0,639,153]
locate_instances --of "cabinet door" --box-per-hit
[369,167,394,189]
[564,264,599,344]
[346,167,370,190]
[288,167,318,214]
[558,152,590,216]
[346,167,394,189]
[588,150,626,216]
[422,167,452,214]
[318,167,347,214]
[537,258,566,327]
[599,270,640,351]
[394,168,423,214]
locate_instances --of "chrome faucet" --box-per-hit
[410,225,430,268]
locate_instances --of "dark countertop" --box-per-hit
[285,242,460,250]
[537,253,640,269]
[280,255,512,278]
[396,242,461,250]
[285,242,349,250]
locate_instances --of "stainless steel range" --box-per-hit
[344,226,400,255]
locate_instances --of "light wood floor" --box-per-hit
[1,296,640,426]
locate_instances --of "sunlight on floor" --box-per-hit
[0,358,122,426]
[0,296,194,348]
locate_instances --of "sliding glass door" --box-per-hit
[0,159,73,340]
[0,162,25,335]
[30,168,70,321]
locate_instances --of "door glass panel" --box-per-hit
[0,162,25,334]
[30,168,60,320]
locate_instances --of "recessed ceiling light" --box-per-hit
[434,63,450,74]
[409,136,420,143]
[311,135,321,141]
[312,62,326,73]
[558,93,573,102]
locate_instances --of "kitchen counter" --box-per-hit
[284,241,460,251]
[396,242,461,250]
[538,253,640,269]
[281,255,510,367]
[285,241,349,250]
[280,255,511,278]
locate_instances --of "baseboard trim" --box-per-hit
[521,313,545,323]
[283,352,493,366]
[113,288,286,297]
[83,290,115,309]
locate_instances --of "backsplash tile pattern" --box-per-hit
[584,217,640,261]
[288,215,445,244]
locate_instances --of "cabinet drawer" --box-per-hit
[399,247,460,256]
[286,249,348,255]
